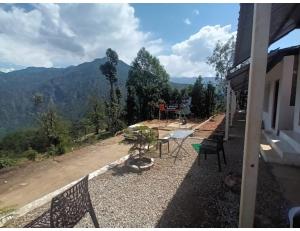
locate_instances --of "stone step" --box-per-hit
[263,130,298,158]
[261,130,300,167]
[280,130,300,152]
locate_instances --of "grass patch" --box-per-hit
[97,131,113,140]
[0,206,16,216]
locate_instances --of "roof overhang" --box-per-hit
[228,45,300,91]
[234,3,300,67]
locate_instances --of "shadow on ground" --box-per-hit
[156,112,289,227]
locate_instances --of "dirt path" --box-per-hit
[0,135,130,211]
[0,115,224,213]
[6,113,226,228]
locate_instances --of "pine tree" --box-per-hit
[125,85,138,125]
[100,48,124,134]
[191,76,205,118]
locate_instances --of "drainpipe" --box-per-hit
[225,81,231,140]
[239,3,271,228]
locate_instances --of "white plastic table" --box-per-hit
[168,129,194,162]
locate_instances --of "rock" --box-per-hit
[19,182,28,186]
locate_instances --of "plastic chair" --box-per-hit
[25,175,99,228]
[198,136,226,172]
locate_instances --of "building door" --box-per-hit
[272,80,280,129]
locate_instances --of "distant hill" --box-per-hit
[0,59,196,137]
[170,77,217,85]
[0,58,130,137]
[170,81,190,90]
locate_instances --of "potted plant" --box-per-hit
[123,125,156,172]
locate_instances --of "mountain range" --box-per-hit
[0,58,205,137]
[0,58,132,137]
[170,77,217,85]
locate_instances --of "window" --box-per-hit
[290,55,299,106]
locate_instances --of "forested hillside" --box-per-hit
[0,58,189,138]
[0,58,130,137]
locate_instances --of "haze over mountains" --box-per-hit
[170,77,216,85]
[0,58,128,137]
[0,58,215,137]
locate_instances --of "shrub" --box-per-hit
[23,148,38,161]
[0,129,37,154]
[0,157,16,169]
[46,143,68,158]
[123,125,156,159]
[56,143,67,155]
[47,145,57,158]
[0,150,13,158]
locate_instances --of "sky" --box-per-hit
[0,3,299,77]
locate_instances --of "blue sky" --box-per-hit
[0,3,299,77]
[270,29,300,51]
[132,3,239,49]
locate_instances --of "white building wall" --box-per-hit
[293,54,300,133]
[262,55,295,133]
[263,61,282,131]
[276,55,295,132]
[263,82,271,130]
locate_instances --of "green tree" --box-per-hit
[191,76,205,118]
[100,48,124,134]
[125,85,138,125]
[204,82,216,117]
[161,84,172,105]
[86,96,105,135]
[100,48,118,102]
[180,88,189,99]
[207,36,235,111]
[207,36,235,80]
[0,129,43,155]
[126,47,170,121]
[38,106,71,155]
[32,93,44,109]
[70,119,88,140]
[171,88,181,104]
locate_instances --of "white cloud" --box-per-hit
[0,6,236,78]
[0,67,15,73]
[159,54,214,77]
[0,4,163,68]
[159,24,236,77]
[193,9,199,15]
[184,18,191,25]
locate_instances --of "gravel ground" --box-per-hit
[6,113,289,228]
[255,160,290,227]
